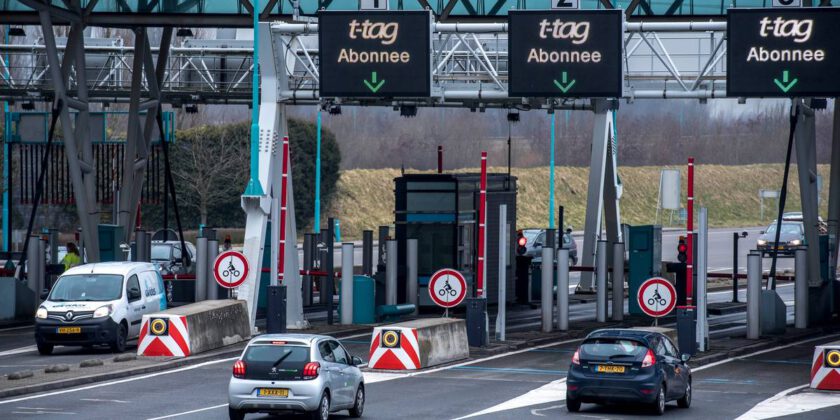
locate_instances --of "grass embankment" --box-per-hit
[331,164,831,240]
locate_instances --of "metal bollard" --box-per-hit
[497,205,508,341]
[195,234,208,302]
[541,246,554,333]
[362,230,373,276]
[206,231,219,300]
[303,234,313,306]
[325,218,336,325]
[407,239,418,315]
[136,230,150,262]
[341,243,354,325]
[596,240,607,322]
[386,240,397,305]
[27,235,41,297]
[556,248,570,331]
[794,248,808,329]
[612,242,625,321]
[747,252,761,339]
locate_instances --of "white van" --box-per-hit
[34,262,167,355]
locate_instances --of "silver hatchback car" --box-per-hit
[228,334,365,420]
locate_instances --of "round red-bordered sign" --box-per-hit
[213,251,249,289]
[637,277,677,317]
[428,268,467,308]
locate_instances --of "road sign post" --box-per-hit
[508,10,623,98]
[213,250,249,290]
[318,11,431,98]
[727,8,840,97]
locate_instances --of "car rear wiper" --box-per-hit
[607,354,636,360]
[272,352,293,368]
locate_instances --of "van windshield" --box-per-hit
[49,274,123,302]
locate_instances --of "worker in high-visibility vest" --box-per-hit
[61,242,82,271]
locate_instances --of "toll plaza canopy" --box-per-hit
[4,0,835,25]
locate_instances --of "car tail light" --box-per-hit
[518,236,527,247]
[642,349,656,368]
[233,360,246,378]
[572,349,580,365]
[303,361,320,379]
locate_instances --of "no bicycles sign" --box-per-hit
[428,268,467,309]
[637,277,677,318]
[213,251,249,289]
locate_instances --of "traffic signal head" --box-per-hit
[677,236,687,263]
[517,230,527,255]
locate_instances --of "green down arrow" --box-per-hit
[553,71,576,93]
[363,72,386,93]
[773,70,798,93]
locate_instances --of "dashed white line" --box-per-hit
[145,403,228,420]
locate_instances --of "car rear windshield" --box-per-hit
[49,274,123,302]
[581,338,648,359]
[244,344,310,367]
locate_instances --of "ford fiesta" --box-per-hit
[566,329,692,415]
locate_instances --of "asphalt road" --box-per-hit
[1,332,837,419]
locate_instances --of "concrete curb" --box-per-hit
[0,325,373,400]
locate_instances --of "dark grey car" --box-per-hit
[522,228,578,266]
[756,221,804,257]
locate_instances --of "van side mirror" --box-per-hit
[40,289,49,300]
[760,231,765,234]
[534,242,543,248]
[680,353,691,363]
[352,356,363,366]
[128,287,142,301]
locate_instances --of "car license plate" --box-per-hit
[257,388,289,397]
[595,365,625,374]
[57,327,81,334]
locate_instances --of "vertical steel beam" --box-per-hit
[827,99,840,275]
[541,246,554,333]
[611,242,624,321]
[386,239,398,305]
[794,100,821,287]
[407,238,418,315]
[556,248,569,331]
[795,247,809,328]
[341,243,354,325]
[697,208,708,351]
[596,239,607,322]
[119,28,147,229]
[579,100,613,292]
[496,204,507,340]
[747,252,761,339]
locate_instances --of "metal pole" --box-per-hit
[377,226,389,270]
[270,195,279,287]
[243,0,263,196]
[362,230,373,276]
[407,238,418,315]
[136,230,150,262]
[37,238,46,303]
[477,151,487,297]
[2,25,9,252]
[206,230,219,300]
[612,242,624,321]
[437,145,443,173]
[386,239,397,305]
[795,247,809,329]
[195,233,207,302]
[697,208,708,351]
[596,240,607,322]
[303,233,313,306]
[341,243,354,325]
[314,110,322,233]
[26,235,40,296]
[747,252,761,339]
[497,205,507,341]
[549,113,556,230]
[325,217,335,324]
[732,232,739,303]
[686,157,695,307]
[48,229,58,265]
[557,248,569,330]
[541,246,554,333]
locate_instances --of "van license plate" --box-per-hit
[596,365,625,373]
[57,327,81,334]
[257,388,289,397]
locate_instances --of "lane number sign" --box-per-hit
[213,251,249,288]
[428,268,467,308]
[637,277,677,318]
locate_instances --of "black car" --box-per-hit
[566,329,692,415]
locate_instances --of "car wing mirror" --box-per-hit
[759,231,764,235]
[352,356,363,366]
[534,242,543,248]
[40,288,49,300]
[680,353,691,363]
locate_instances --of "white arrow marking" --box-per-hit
[734,384,840,419]
[451,378,567,419]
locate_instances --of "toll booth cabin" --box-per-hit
[395,173,517,307]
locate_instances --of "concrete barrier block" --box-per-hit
[138,300,250,357]
[810,341,840,390]
[369,318,468,370]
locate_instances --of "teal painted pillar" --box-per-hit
[314,110,322,233]
[2,25,9,251]
[549,112,556,230]
[243,0,264,196]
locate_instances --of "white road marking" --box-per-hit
[79,398,129,403]
[734,384,840,420]
[0,325,34,332]
[451,379,567,419]
[337,332,371,340]
[694,333,840,372]
[0,357,238,405]
[708,283,792,296]
[530,404,566,417]
[145,403,228,420]
[0,346,36,357]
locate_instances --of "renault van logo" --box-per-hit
[65,311,74,321]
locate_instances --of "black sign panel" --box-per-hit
[727,8,840,97]
[508,10,623,98]
[318,11,431,98]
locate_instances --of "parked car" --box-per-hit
[566,328,692,415]
[521,228,578,265]
[228,334,365,420]
[34,262,167,354]
[150,240,197,275]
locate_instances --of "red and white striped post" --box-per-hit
[278,136,290,284]
[477,152,488,297]
[686,157,695,308]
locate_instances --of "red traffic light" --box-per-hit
[518,236,527,247]
[677,236,687,263]
[677,243,687,253]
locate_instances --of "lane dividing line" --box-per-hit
[146,403,229,420]
[0,346,36,357]
[693,333,840,372]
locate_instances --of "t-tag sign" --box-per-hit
[727,8,840,97]
[318,11,431,98]
[552,0,580,9]
[508,10,623,98]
